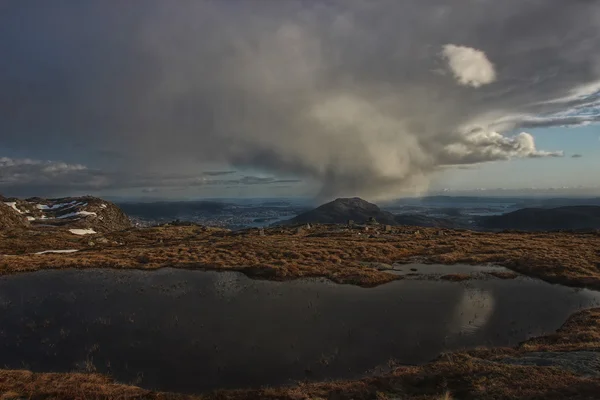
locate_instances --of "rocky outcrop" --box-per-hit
[0,195,132,233]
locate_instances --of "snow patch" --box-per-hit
[69,228,97,235]
[100,204,107,209]
[56,211,97,219]
[37,201,82,210]
[35,249,79,255]
[26,216,35,221]
[4,202,23,214]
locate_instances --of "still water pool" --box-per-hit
[0,267,598,393]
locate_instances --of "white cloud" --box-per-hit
[540,80,600,104]
[0,157,88,184]
[442,131,563,164]
[442,44,497,88]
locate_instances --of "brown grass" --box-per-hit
[518,307,600,352]
[1,225,599,289]
[1,308,599,399]
[0,369,160,399]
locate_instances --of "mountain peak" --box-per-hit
[324,197,381,211]
[287,197,393,225]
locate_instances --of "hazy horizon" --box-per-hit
[5,185,600,203]
[47,187,600,204]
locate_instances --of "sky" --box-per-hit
[1,0,600,201]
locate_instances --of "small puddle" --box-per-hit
[0,267,598,393]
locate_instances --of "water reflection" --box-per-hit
[0,268,598,393]
[450,288,496,335]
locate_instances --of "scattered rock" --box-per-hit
[258,228,265,236]
[384,225,392,232]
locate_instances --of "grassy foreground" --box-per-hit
[1,308,599,399]
[1,224,599,289]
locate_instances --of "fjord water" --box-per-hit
[0,268,599,393]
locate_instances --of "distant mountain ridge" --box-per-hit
[390,196,600,208]
[478,206,600,231]
[283,198,600,231]
[0,195,131,232]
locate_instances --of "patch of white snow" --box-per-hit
[56,211,97,219]
[69,228,97,235]
[37,200,79,210]
[35,249,79,255]
[4,202,23,214]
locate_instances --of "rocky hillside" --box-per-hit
[286,197,398,225]
[0,195,132,233]
[0,201,30,229]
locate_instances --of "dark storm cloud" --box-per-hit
[1,0,600,199]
